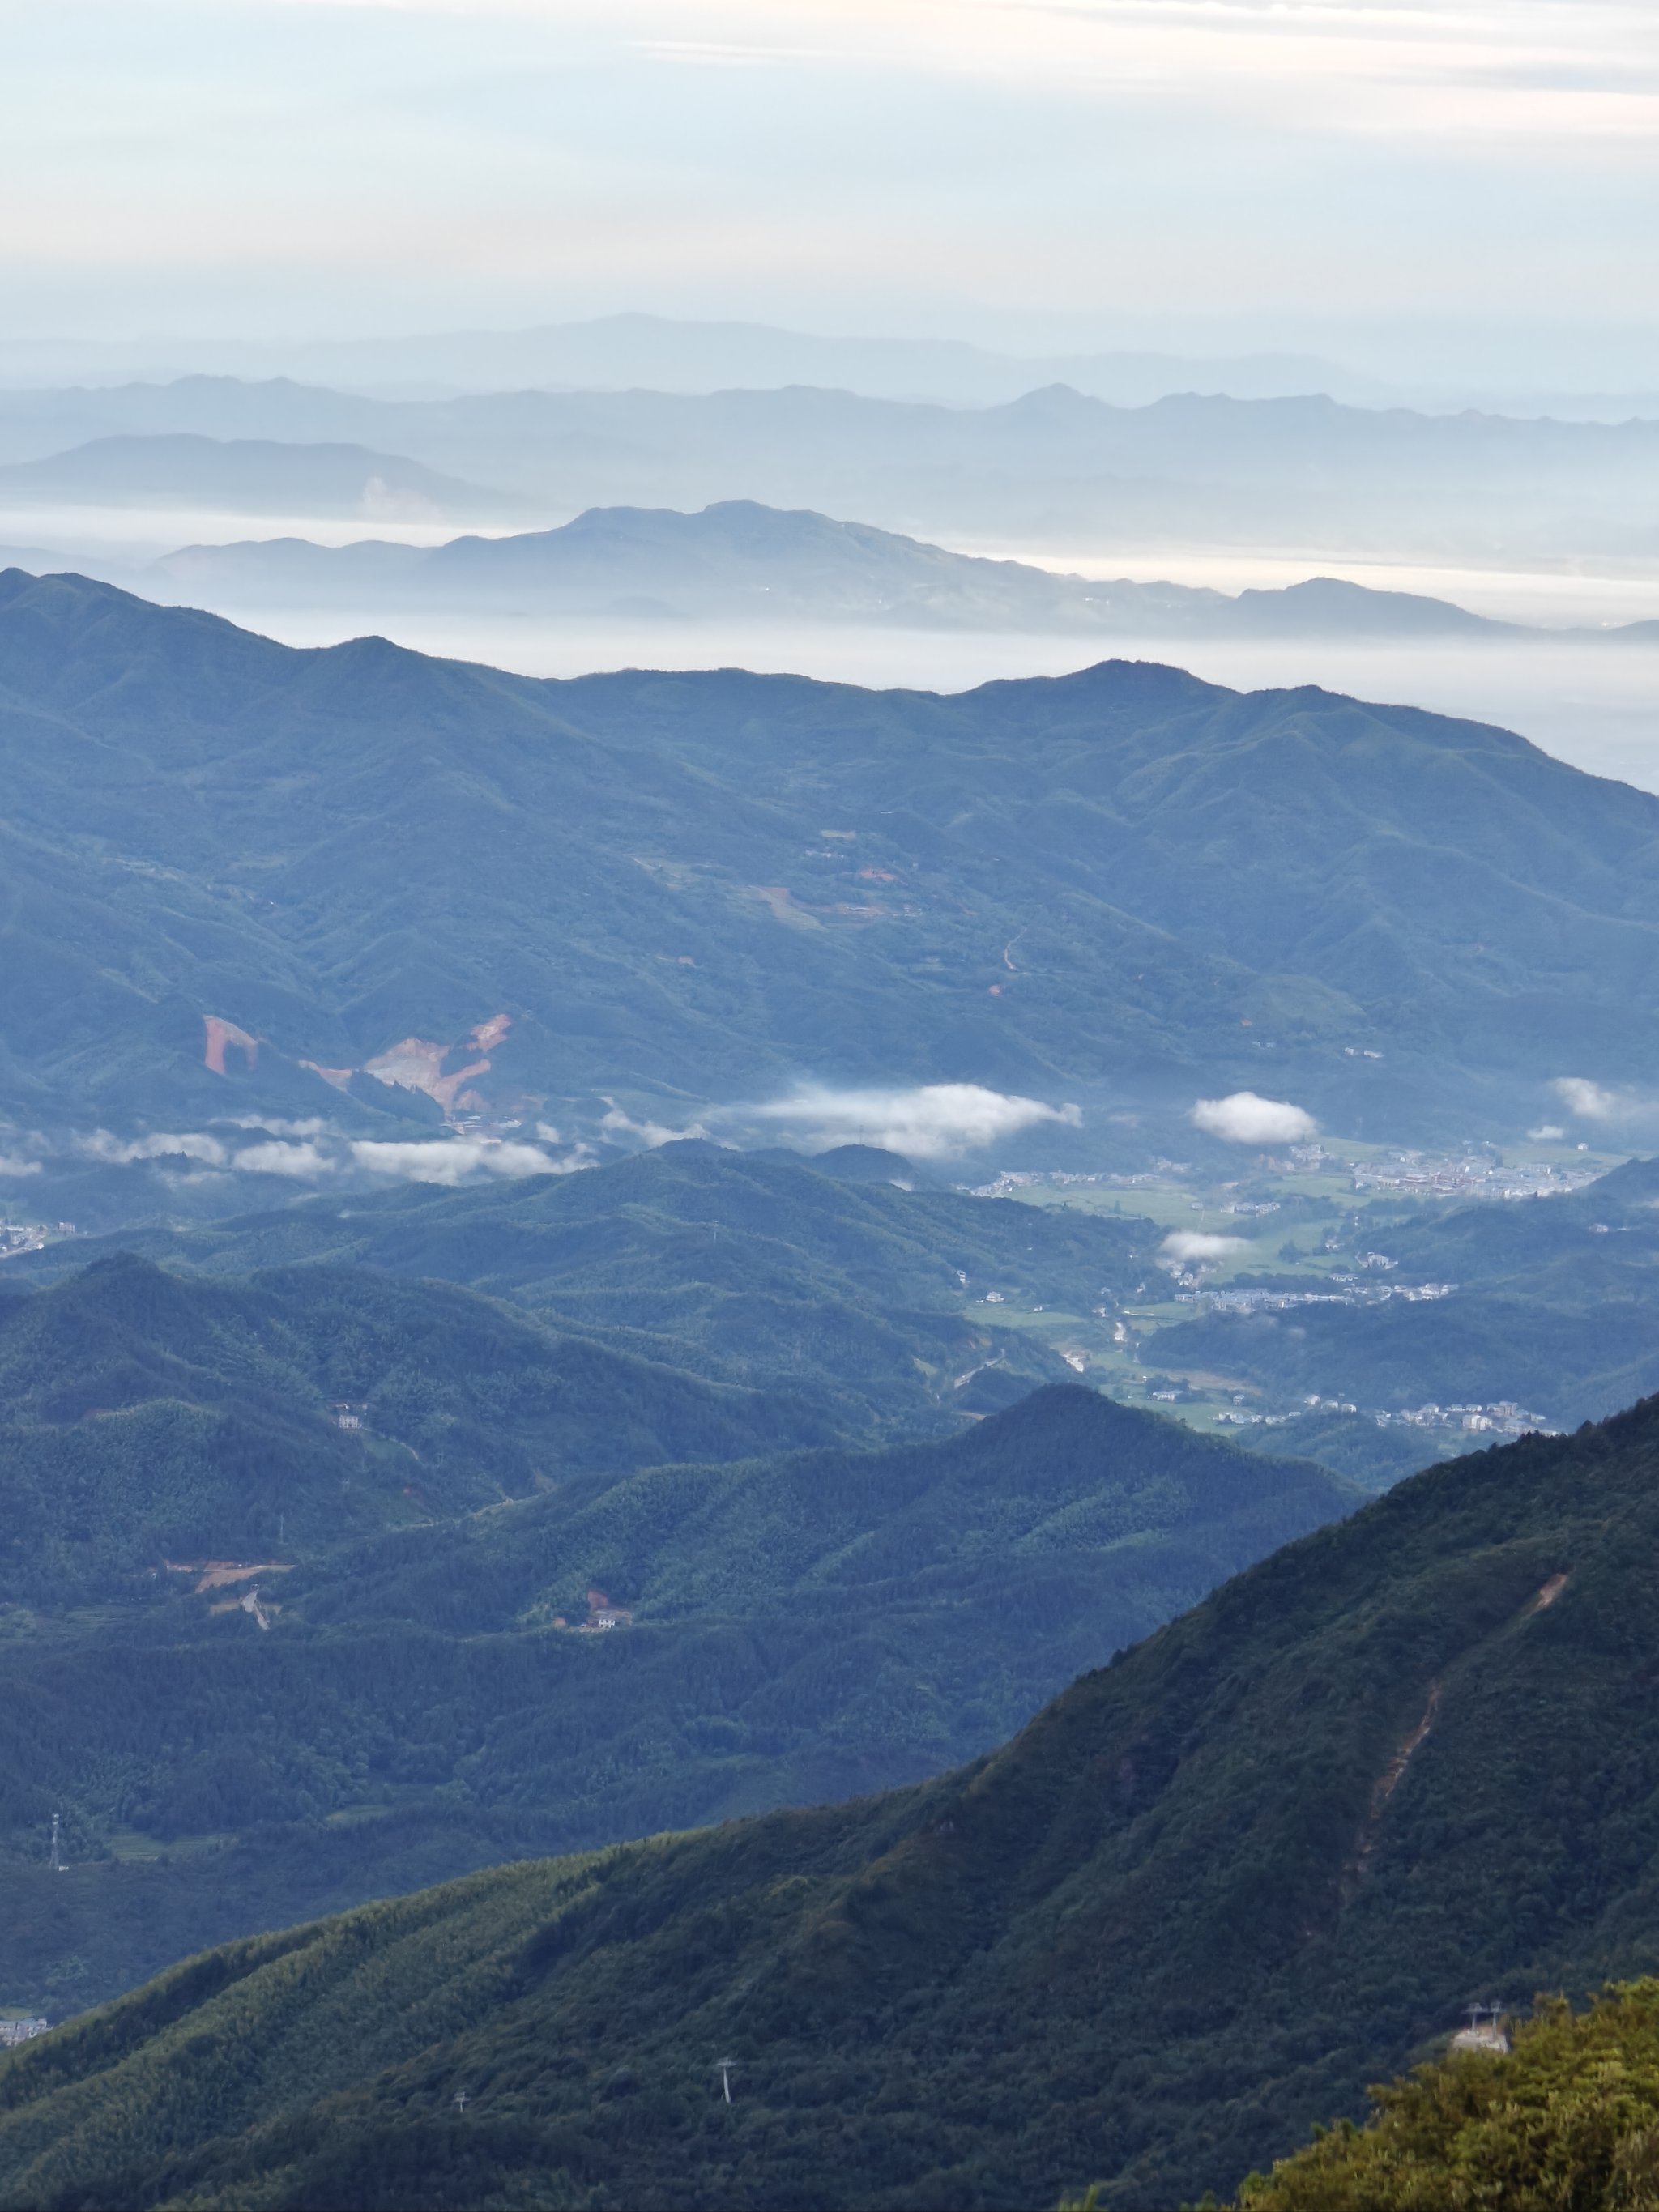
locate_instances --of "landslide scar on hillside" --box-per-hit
[203,1016,258,1075]
[1343,1682,1441,1901]
[301,1014,512,1114]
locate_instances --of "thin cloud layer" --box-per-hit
[50,1123,586,1187]
[81,1130,231,1166]
[348,1138,577,1184]
[233,1140,335,1178]
[599,1102,710,1149]
[747,1082,1081,1161]
[1190,1092,1318,1145]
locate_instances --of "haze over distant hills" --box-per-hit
[2,313,1656,421]
[0,432,521,522]
[0,315,1401,410]
[6,377,1659,556]
[133,501,1530,639]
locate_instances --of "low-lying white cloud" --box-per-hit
[34,1121,600,1190]
[1161,1230,1246,1263]
[1553,1076,1639,1123]
[599,1101,709,1149]
[748,1082,1081,1161]
[234,1140,334,1179]
[82,1129,230,1166]
[223,1115,330,1138]
[348,1137,575,1185]
[1527,1123,1567,1142]
[1190,1092,1317,1145]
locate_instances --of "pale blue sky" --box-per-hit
[6,0,1659,377]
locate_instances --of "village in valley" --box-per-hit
[961,1132,1614,1454]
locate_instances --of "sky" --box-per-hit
[6,0,1659,380]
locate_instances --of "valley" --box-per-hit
[4,1119,1657,2044]
[6,27,1659,2195]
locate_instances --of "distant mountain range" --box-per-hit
[2,567,1657,1158]
[0,432,521,522]
[0,315,1399,411]
[4,1363,1653,2208]
[1,312,1653,419]
[5,379,1659,555]
[130,501,1543,637]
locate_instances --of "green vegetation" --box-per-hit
[3,569,1659,1157]
[1234,1983,1659,2210]
[0,1247,836,1607]
[11,1140,1143,1438]
[4,1392,1659,2208]
[0,1383,1353,2019]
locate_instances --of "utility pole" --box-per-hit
[453,2090,470,2117]
[716,2057,735,2104]
[49,1813,61,1873]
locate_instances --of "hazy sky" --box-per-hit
[8,0,1659,376]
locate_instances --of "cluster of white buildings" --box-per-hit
[1183,1279,1456,1314]
[1386,1400,1553,1437]
[1350,1149,1600,1202]
[1215,1394,1554,1439]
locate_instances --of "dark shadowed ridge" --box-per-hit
[3,1392,1658,2206]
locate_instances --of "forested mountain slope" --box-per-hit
[0,1387,1350,2022]
[8,1142,1136,1430]
[5,1392,1657,2209]
[0,1250,830,1605]
[2,570,1657,1142]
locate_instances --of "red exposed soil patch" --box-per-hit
[338,1013,514,1112]
[203,1016,258,1076]
[1530,1571,1570,1612]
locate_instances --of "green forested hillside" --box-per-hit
[0,1250,833,1605]
[2,569,1659,1149]
[12,1141,1137,1434]
[0,1386,1352,2022]
[1231,1980,1659,2209]
[5,1392,1658,2209]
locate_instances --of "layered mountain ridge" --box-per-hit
[1,569,1656,1157]
[4,379,1659,553]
